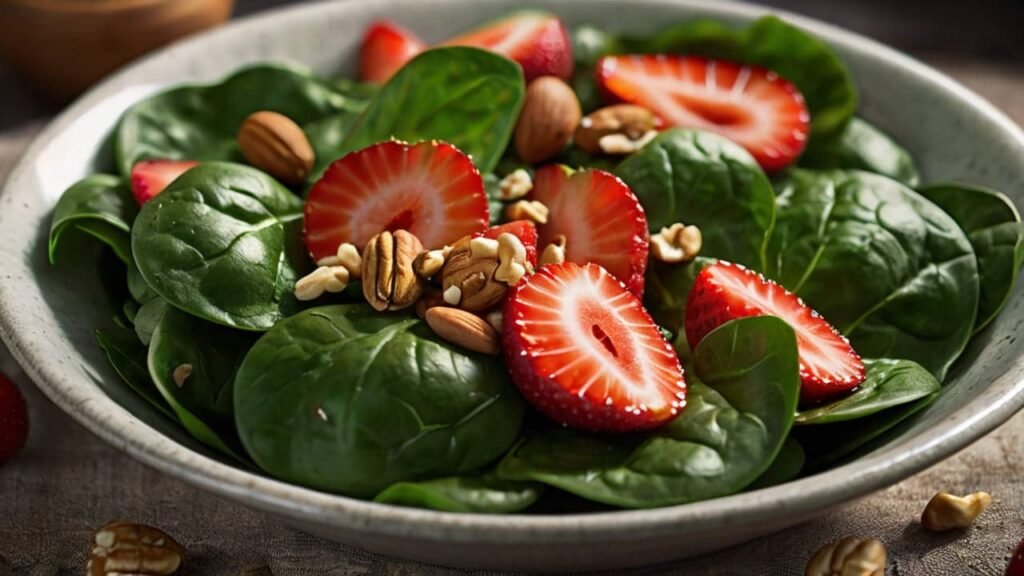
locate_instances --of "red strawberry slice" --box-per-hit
[685,261,865,405]
[304,140,490,261]
[481,220,538,267]
[597,55,810,171]
[130,160,199,205]
[360,20,426,84]
[441,11,573,81]
[504,262,686,431]
[0,373,28,463]
[530,164,648,296]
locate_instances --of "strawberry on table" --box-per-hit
[529,165,648,296]
[504,262,686,431]
[597,55,810,171]
[130,160,199,205]
[304,140,490,262]
[0,373,28,463]
[481,220,538,267]
[685,261,865,404]
[442,11,573,81]
[360,20,426,84]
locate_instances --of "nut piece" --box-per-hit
[495,233,529,285]
[921,491,992,531]
[318,242,363,279]
[650,223,703,264]
[505,199,549,224]
[237,111,315,185]
[575,104,658,156]
[425,307,501,355]
[598,130,657,155]
[172,364,192,389]
[805,537,886,576]
[362,230,425,311]
[499,169,533,201]
[539,234,567,267]
[294,266,350,301]
[88,522,184,576]
[413,249,447,279]
[514,77,582,164]
[485,310,504,332]
[441,239,505,312]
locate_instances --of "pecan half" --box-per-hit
[362,230,425,311]
[88,522,184,576]
[441,238,506,312]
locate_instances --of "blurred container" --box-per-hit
[0,0,235,102]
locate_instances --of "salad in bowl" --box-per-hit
[46,9,1023,514]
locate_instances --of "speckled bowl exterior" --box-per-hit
[1,0,1023,571]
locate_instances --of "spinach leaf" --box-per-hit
[96,327,174,420]
[131,162,309,331]
[49,175,136,265]
[483,174,505,226]
[616,129,775,269]
[148,305,254,459]
[920,183,1024,333]
[797,393,937,471]
[497,316,800,508]
[341,47,525,175]
[571,25,622,112]
[621,16,856,141]
[374,474,541,513]
[800,118,920,186]
[796,358,939,425]
[643,256,715,337]
[747,436,804,490]
[133,297,167,346]
[234,304,525,499]
[115,63,368,176]
[303,108,366,184]
[766,169,979,380]
[126,260,159,305]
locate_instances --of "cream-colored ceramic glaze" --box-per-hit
[1,0,1023,571]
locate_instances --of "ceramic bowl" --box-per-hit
[2,0,1023,571]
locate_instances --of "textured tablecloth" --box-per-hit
[1,9,1023,575]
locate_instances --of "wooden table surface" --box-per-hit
[0,3,1022,574]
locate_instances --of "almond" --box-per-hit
[514,77,582,164]
[425,307,501,356]
[237,111,315,185]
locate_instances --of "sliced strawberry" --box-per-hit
[441,11,573,81]
[504,262,686,431]
[685,262,865,405]
[529,165,648,296]
[482,220,538,267]
[304,140,490,261]
[360,20,426,84]
[597,55,810,171]
[0,373,28,463]
[130,160,199,205]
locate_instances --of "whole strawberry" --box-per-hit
[0,373,28,462]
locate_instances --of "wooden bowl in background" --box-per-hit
[0,0,234,102]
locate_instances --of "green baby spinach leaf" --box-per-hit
[234,304,525,499]
[795,358,939,425]
[96,327,174,421]
[571,25,622,112]
[374,474,542,513]
[341,47,525,174]
[622,16,856,141]
[126,260,159,305]
[920,183,1024,333]
[497,316,800,508]
[800,118,920,186]
[131,162,308,331]
[133,297,167,346]
[616,129,775,269]
[766,169,979,381]
[148,305,254,460]
[49,175,137,265]
[747,436,804,490]
[797,392,937,471]
[115,63,368,176]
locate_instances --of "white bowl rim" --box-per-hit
[3,0,1024,545]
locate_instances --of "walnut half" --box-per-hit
[88,522,184,576]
